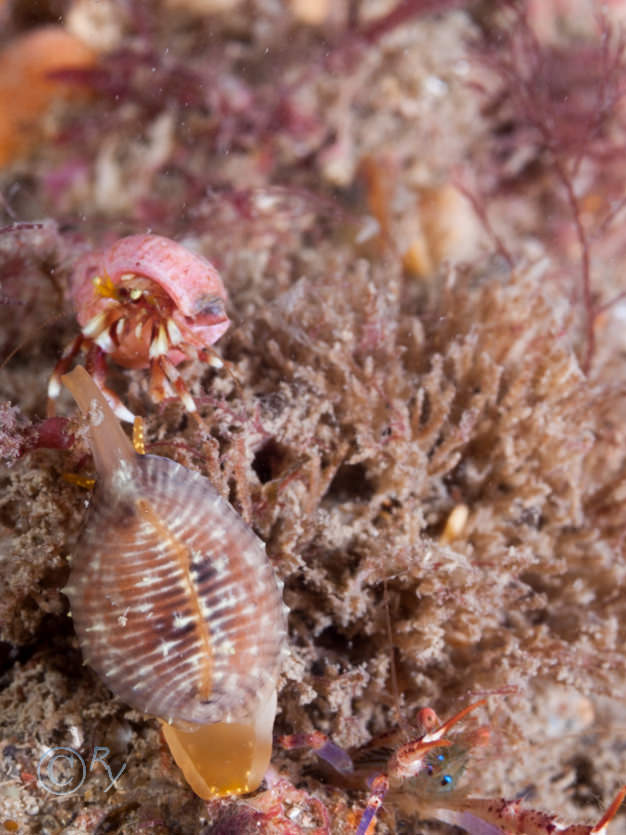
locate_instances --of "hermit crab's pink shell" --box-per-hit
[70,234,230,368]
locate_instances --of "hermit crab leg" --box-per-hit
[158,355,197,414]
[148,357,171,406]
[197,345,225,369]
[196,345,248,401]
[47,334,85,413]
[85,345,136,423]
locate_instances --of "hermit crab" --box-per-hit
[283,699,626,835]
[48,234,230,421]
[61,366,287,798]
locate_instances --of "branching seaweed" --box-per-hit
[475,2,626,373]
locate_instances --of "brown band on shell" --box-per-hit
[136,497,214,701]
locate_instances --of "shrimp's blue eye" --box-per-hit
[441,775,453,786]
[437,754,445,762]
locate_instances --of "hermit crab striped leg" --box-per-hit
[48,333,137,423]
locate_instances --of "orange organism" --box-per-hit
[0,26,96,166]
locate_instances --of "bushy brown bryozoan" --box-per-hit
[1,1,625,833]
[229,252,625,692]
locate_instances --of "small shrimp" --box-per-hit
[284,701,626,835]
[357,700,626,835]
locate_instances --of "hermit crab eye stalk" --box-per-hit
[192,294,228,321]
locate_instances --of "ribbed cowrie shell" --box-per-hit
[61,366,287,797]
